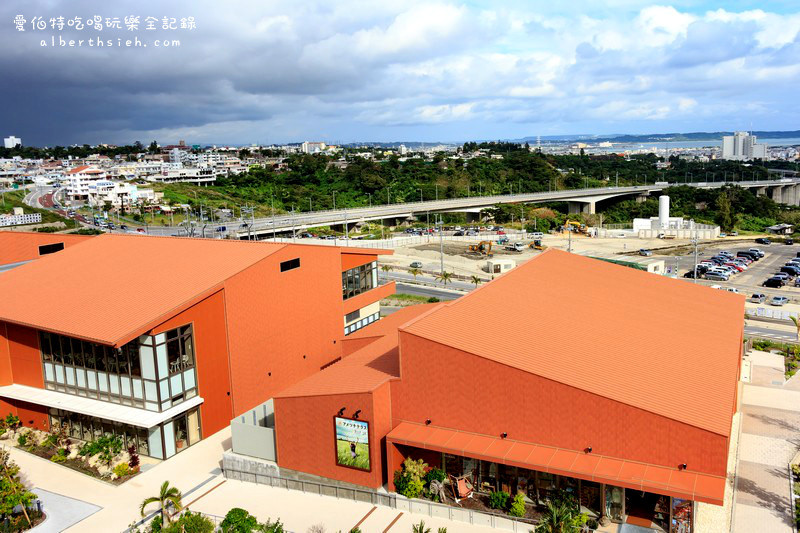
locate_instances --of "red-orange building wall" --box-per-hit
[392,332,731,477]
[150,290,233,438]
[223,246,365,416]
[274,382,393,488]
[0,321,47,429]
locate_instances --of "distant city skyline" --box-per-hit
[2,1,800,146]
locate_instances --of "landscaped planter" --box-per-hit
[0,427,141,484]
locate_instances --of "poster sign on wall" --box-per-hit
[334,416,370,471]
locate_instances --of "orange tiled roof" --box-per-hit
[0,231,94,265]
[388,422,726,505]
[0,234,286,346]
[276,304,443,398]
[66,165,90,174]
[401,249,743,437]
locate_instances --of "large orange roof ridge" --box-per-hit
[401,248,743,436]
[0,233,291,346]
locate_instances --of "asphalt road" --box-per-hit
[743,323,797,342]
[385,271,475,292]
[393,282,462,301]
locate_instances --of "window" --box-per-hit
[345,310,360,323]
[342,261,378,300]
[344,311,380,336]
[38,242,65,255]
[280,258,300,272]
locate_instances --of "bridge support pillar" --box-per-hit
[771,186,784,204]
[568,201,596,215]
[755,186,767,197]
[635,194,649,203]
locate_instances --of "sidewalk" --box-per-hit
[732,358,800,533]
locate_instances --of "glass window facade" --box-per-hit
[41,325,198,412]
[342,261,378,300]
[344,311,379,336]
[47,407,201,460]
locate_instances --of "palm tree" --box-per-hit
[380,264,393,280]
[140,481,183,525]
[411,521,431,533]
[435,271,454,286]
[470,275,482,288]
[791,315,799,341]
[409,267,422,281]
[538,500,586,533]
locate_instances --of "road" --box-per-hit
[138,178,800,238]
[744,323,797,342]
[385,270,475,292]
[393,282,462,301]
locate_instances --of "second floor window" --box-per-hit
[342,261,378,300]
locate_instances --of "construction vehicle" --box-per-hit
[563,220,587,234]
[504,242,525,252]
[529,239,545,250]
[468,241,493,257]
[497,236,509,245]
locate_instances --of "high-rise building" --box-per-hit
[721,131,767,160]
[4,136,21,149]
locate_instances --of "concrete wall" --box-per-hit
[231,399,277,461]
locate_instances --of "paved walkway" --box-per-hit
[30,488,101,533]
[732,354,800,533]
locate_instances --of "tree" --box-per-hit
[791,316,800,341]
[409,267,422,280]
[148,141,159,154]
[0,449,36,527]
[411,520,431,533]
[470,275,482,288]
[435,271,454,285]
[140,481,183,525]
[380,264,393,280]
[715,191,736,232]
[537,500,587,533]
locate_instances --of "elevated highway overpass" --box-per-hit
[141,178,800,239]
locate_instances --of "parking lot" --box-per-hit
[659,238,800,303]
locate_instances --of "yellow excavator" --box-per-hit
[468,241,493,257]
[563,220,587,234]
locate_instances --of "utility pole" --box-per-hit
[438,215,444,275]
[692,219,698,284]
[271,196,276,240]
[568,227,572,253]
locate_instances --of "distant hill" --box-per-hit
[518,130,800,144]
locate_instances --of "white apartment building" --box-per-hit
[721,131,768,161]
[3,136,21,149]
[66,165,107,200]
[89,182,157,208]
[301,141,326,154]
[146,167,216,186]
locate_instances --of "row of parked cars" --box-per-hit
[683,248,765,281]
[762,251,800,288]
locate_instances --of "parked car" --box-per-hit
[730,231,739,236]
[763,277,785,288]
[120,224,128,230]
[136,228,146,233]
[749,248,765,258]
[453,231,464,236]
[639,249,653,256]
[750,293,767,303]
[787,238,795,245]
[756,238,771,245]
[723,262,744,272]
[770,296,790,306]
[705,272,730,281]
[410,261,423,268]
[720,287,739,293]
[781,266,800,277]
[530,232,544,239]
[795,278,800,288]
[773,273,791,281]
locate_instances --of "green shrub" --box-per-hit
[113,463,132,477]
[160,511,215,533]
[50,452,67,463]
[488,490,510,510]
[17,432,28,446]
[404,478,425,499]
[79,434,123,462]
[792,464,800,478]
[586,518,599,530]
[508,492,526,517]
[43,433,59,448]
[393,469,410,495]
[424,468,445,486]
[4,413,20,428]
[220,508,258,533]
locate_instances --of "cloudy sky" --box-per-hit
[3,1,800,146]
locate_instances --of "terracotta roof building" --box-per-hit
[0,232,395,460]
[243,249,743,531]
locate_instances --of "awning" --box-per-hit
[387,422,726,505]
[0,384,203,428]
